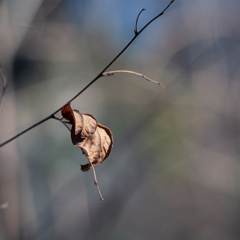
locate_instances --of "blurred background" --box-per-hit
[0,0,240,239]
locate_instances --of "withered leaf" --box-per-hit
[74,123,113,171]
[61,104,113,172]
[71,110,98,139]
[62,104,98,138]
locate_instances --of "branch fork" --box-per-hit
[134,8,146,35]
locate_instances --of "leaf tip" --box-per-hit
[81,163,91,172]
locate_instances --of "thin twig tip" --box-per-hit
[135,8,146,35]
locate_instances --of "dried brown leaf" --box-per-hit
[71,110,98,139]
[62,105,98,138]
[72,122,113,172]
[61,104,113,172]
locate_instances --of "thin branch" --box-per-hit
[0,0,175,148]
[52,115,71,132]
[134,8,146,35]
[0,115,54,147]
[0,62,8,112]
[137,0,175,36]
[103,70,165,89]
[88,159,104,201]
[67,0,174,103]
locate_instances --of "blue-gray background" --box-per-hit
[1,0,240,239]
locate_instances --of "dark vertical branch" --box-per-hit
[0,62,8,112]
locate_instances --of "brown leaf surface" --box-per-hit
[71,110,98,139]
[72,122,113,172]
[61,104,113,172]
[62,104,98,138]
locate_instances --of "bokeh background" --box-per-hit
[1,0,240,239]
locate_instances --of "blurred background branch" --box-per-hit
[0,62,8,112]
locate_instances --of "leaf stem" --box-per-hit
[52,115,71,131]
[89,159,104,201]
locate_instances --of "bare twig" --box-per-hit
[61,122,71,132]
[134,8,146,35]
[0,62,8,112]
[103,70,165,89]
[67,0,174,103]
[52,115,71,132]
[88,159,104,201]
[0,0,175,148]
[0,114,69,147]
[0,115,54,147]
[138,0,175,35]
